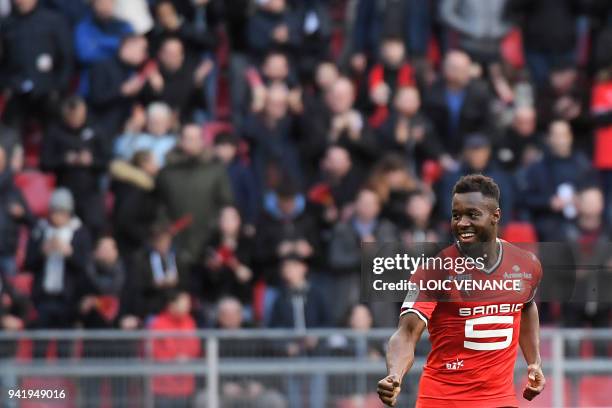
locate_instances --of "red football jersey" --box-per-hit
[400,239,542,407]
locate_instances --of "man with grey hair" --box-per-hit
[114,101,177,166]
[424,50,494,156]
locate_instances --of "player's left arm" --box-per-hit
[519,301,545,401]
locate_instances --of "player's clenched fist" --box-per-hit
[523,364,545,401]
[377,374,401,407]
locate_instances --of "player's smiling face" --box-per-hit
[451,192,500,244]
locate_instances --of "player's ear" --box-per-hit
[491,207,501,225]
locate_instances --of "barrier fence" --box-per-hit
[0,328,611,407]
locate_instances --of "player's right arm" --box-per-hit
[377,312,427,407]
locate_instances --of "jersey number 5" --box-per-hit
[464,316,513,351]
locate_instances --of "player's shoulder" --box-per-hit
[499,239,541,269]
[438,242,460,258]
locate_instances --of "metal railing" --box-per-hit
[0,328,610,407]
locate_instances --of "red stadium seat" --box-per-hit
[8,272,33,296]
[578,375,612,407]
[502,222,538,243]
[14,171,56,218]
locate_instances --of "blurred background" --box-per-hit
[0,0,611,406]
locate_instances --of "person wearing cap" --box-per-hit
[25,187,92,332]
[437,133,515,224]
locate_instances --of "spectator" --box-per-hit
[74,0,134,97]
[78,235,124,329]
[40,0,89,25]
[77,235,126,406]
[210,296,287,408]
[195,206,254,307]
[41,96,110,238]
[350,0,432,74]
[519,120,593,240]
[313,145,364,221]
[221,0,253,129]
[368,35,415,126]
[504,0,581,85]
[0,0,73,130]
[150,291,201,408]
[166,0,223,25]
[437,134,515,222]
[156,123,233,266]
[114,102,177,166]
[143,37,213,123]
[558,186,612,356]
[292,0,332,82]
[328,304,384,406]
[131,223,187,319]
[367,154,421,226]
[401,190,441,244]
[269,253,330,329]
[113,0,153,34]
[247,0,301,63]
[26,188,92,330]
[424,50,494,156]
[301,76,378,183]
[247,50,303,115]
[213,132,259,227]
[440,0,514,102]
[215,296,248,329]
[378,86,452,174]
[243,82,303,190]
[269,254,329,408]
[441,0,511,63]
[536,63,591,151]
[149,0,218,57]
[302,59,340,115]
[88,34,150,135]
[111,150,159,257]
[254,182,320,285]
[327,189,397,323]
[0,145,34,278]
[494,105,542,172]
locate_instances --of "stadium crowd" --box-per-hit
[0,0,611,343]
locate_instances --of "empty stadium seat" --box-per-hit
[14,171,56,217]
[8,272,33,296]
[578,375,612,407]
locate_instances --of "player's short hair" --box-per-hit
[452,174,500,204]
